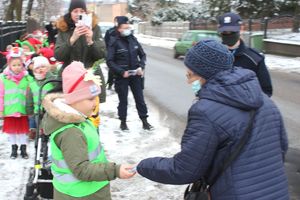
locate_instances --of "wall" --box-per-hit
[138,21,190,39]
[92,3,128,23]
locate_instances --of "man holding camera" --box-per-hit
[106,16,153,131]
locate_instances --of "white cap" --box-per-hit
[33,56,50,69]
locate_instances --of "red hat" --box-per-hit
[62,61,101,104]
[27,38,42,49]
[38,48,56,64]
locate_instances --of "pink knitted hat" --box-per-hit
[62,61,101,104]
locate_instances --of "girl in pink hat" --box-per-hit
[0,47,34,159]
[42,61,136,199]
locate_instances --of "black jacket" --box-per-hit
[45,23,58,44]
[104,27,116,47]
[106,33,146,77]
[233,40,273,96]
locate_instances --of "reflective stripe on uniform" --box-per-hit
[4,98,26,106]
[5,88,27,95]
[52,171,79,183]
[52,144,102,169]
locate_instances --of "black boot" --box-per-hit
[141,118,154,130]
[120,120,129,131]
[20,145,29,159]
[10,144,18,159]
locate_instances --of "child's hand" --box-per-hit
[119,164,136,179]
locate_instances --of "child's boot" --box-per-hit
[20,144,29,159]
[10,144,18,159]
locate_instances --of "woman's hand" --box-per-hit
[70,25,88,45]
[85,28,94,45]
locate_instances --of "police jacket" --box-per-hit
[137,68,288,200]
[233,40,273,96]
[106,33,146,77]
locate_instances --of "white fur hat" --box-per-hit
[33,56,50,69]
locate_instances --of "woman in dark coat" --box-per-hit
[54,0,106,102]
[137,40,289,200]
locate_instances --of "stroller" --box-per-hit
[24,79,62,200]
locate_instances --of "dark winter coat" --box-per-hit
[45,23,58,44]
[106,33,146,77]
[137,67,289,200]
[233,40,273,97]
[55,13,106,103]
[104,27,116,47]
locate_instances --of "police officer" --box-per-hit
[106,16,153,131]
[218,12,273,97]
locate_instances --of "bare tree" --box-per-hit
[292,1,300,32]
[26,0,34,17]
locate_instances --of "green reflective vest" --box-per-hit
[50,120,109,197]
[0,74,32,116]
[29,81,54,113]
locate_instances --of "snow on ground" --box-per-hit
[99,64,186,199]
[100,89,186,200]
[136,34,300,74]
[0,134,35,199]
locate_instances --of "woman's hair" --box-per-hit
[64,13,76,30]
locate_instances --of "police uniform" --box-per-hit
[218,12,273,97]
[106,31,148,123]
[233,40,273,96]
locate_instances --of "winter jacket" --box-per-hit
[26,72,57,115]
[42,93,120,200]
[106,33,146,77]
[137,67,289,200]
[233,40,273,97]
[55,13,106,103]
[45,23,58,44]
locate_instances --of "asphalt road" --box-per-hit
[142,44,300,200]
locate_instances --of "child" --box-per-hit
[0,47,33,159]
[42,61,135,199]
[26,56,56,139]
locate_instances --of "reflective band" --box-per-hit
[33,90,48,97]
[52,171,79,183]
[88,145,101,161]
[4,98,26,106]
[53,145,102,169]
[5,88,27,95]
[53,159,69,169]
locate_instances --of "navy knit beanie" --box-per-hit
[184,40,234,80]
[69,0,87,13]
[116,16,129,27]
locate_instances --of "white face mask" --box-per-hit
[34,72,46,80]
[191,80,202,94]
[121,29,132,37]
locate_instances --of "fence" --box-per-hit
[0,21,27,67]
